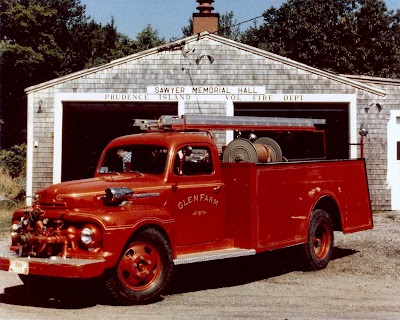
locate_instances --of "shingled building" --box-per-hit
[24,1,400,211]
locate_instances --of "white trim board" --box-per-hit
[26,92,359,203]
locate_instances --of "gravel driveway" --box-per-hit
[0,212,399,320]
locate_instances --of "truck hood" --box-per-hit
[35,174,166,208]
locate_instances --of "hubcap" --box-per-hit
[313,223,330,259]
[118,241,161,291]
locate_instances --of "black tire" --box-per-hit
[105,228,173,305]
[303,209,334,270]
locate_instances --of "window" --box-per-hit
[174,146,213,176]
[397,142,400,161]
[99,145,168,174]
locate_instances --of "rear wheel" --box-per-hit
[105,228,173,305]
[303,209,334,270]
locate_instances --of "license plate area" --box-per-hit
[9,259,29,274]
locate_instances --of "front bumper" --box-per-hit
[0,249,106,279]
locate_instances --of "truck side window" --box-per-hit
[174,147,213,176]
[100,145,168,174]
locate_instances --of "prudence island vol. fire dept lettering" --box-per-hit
[178,193,219,210]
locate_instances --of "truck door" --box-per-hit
[167,145,226,246]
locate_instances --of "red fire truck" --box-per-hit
[0,115,373,305]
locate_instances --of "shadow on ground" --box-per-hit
[0,277,105,309]
[168,245,357,295]
[0,246,357,308]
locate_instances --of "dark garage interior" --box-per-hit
[234,102,349,161]
[61,101,349,181]
[61,102,177,181]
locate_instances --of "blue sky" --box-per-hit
[80,0,400,40]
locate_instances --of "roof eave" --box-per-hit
[25,34,202,94]
[205,33,386,97]
[25,32,386,97]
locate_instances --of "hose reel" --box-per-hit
[222,137,283,163]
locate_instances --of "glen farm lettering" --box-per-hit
[178,193,219,210]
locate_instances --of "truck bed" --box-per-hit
[221,159,373,252]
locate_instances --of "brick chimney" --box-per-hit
[192,0,219,34]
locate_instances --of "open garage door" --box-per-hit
[234,102,349,161]
[62,102,177,181]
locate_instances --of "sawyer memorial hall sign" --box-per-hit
[104,86,305,102]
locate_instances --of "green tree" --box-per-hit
[1,0,60,145]
[181,18,193,37]
[81,19,142,69]
[352,0,400,77]
[241,0,400,77]
[218,11,241,40]
[133,25,165,52]
[0,0,140,147]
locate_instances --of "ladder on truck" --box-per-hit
[133,115,326,132]
[134,115,327,162]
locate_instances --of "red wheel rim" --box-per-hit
[312,222,331,259]
[117,241,162,291]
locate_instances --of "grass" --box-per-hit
[0,203,27,234]
[0,201,26,232]
[0,207,13,232]
[0,168,26,232]
[0,170,23,198]
[0,202,27,241]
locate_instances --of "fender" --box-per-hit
[301,190,343,240]
[85,205,176,269]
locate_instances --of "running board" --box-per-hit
[173,248,256,265]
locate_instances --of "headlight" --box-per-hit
[81,227,93,244]
[80,224,102,248]
[11,223,20,232]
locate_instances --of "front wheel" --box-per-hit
[303,209,334,270]
[105,228,173,305]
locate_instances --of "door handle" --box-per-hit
[213,186,221,193]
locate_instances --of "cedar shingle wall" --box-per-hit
[31,37,392,210]
[32,90,56,189]
[357,83,400,211]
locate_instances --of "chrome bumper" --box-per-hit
[0,249,105,279]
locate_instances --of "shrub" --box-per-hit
[0,168,24,200]
[0,144,26,230]
[0,144,26,178]
[0,168,26,230]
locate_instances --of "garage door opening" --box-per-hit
[234,102,349,161]
[62,102,177,181]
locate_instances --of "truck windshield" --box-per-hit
[99,145,168,175]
